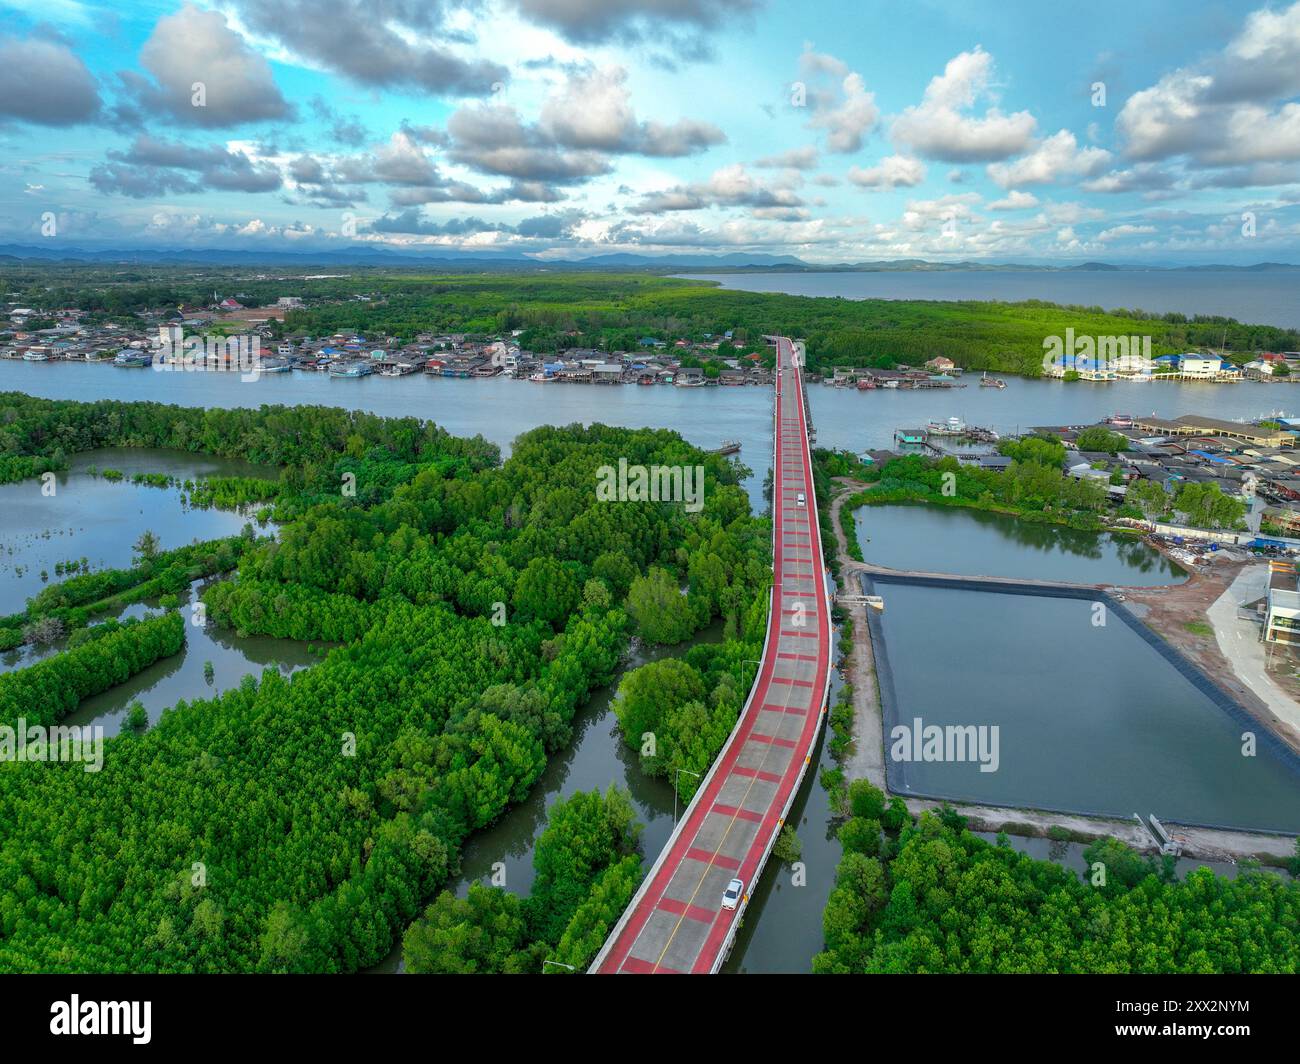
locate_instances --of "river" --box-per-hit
[678,270,1300,330]
[5,367,1299,971]
[6,362,1299,512]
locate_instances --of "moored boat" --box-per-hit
[328,360,373,378]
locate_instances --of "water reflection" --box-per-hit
[856,504,1186,585]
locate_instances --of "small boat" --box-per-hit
[529,371,555,382]
[881,379,900,389]
[113,350,151,367]
[1106,414,1134,428]
[980,372,1006,389]
[713,440,742,455]
[856,378,876,390]
[255,357,292,373]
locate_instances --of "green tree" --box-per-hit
[1075,427,1128,454]
[626,566,695,644]
[133,530,162,565]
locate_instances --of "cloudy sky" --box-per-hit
[3,0,1300,262]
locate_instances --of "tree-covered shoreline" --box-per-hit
[816,794,1300,974]
[5,268,1297,378]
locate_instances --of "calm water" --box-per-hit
[0,444,317,735]
[0,446,269,615]
[679,270,1300,330]
[7,362,1298,512]
[59,582,320,738]
[855,504,1187,586]
[874,582,1300,833]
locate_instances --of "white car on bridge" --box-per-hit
[721,878,744,910]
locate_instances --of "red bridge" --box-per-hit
[591,336,833,974]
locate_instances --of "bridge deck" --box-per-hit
[591,336,832,974]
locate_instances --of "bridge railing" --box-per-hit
[709,353,834,973]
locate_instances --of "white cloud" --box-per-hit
[1098,223,1157,241]
[988,190,1038,210]
[538,66,724,156]
[755,146,819,169]
[847,155,926,189]
[1117,2,1300,174]
[987,130,1110,188]
[892,47,1037,162]
[807,70,879,153]
[631,163,804,214]
[796,49,879,153]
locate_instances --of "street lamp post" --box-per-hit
[673,767,702,826]
[543,960,576,973]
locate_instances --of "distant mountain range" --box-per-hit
[0,243,1297,273]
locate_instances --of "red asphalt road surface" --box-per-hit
[592,336,831,974]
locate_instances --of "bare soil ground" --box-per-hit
[1121,553,1300,755]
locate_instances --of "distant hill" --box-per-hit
[0,243,1296,273]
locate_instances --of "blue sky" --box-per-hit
[1,0,1299,262]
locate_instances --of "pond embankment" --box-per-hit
[826,478,1300,859]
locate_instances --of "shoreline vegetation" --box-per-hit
[817,439,1246,558]
[815,797,1300,974]
[5,269,1300,381]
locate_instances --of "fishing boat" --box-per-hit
[1106,414,1134,428]
[926,417,967,436]
[21,350,49,362]
[856,378,876,390]
[329,360,373,378]
[713,440,742,455]
[113,350,151,367]
[256,357,292,373]
[529,371,555,382]
[881,379,900,389]
[980,372,1006,389]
